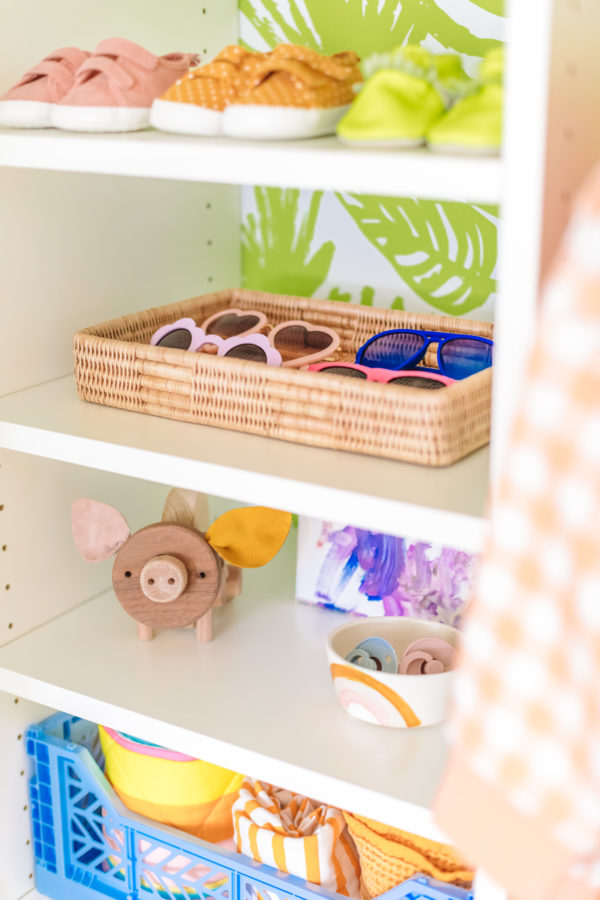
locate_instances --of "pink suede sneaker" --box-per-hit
[51,39,199,132]
[0,47,89,128]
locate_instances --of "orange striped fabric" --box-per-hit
[232,780,360,898]
[435,166,600,900]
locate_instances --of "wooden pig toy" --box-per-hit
[72,488,291,642]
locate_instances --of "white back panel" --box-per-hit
[0,0,236,84]
[0,169,239,395]
[0,451,172,646]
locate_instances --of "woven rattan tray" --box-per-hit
[73,288,493,467]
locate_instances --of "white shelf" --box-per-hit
[0,128,503,202]
[0,538,450,841]
[0,377,489,551]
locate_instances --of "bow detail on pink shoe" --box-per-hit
[1,47,90,105]
[52,39,199,131]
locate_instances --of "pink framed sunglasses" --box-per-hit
[151,315,340,369]
[199,308,268,339]
[150,318,209,351]
[195,332,282,365]
[308,362,454,388]
[150,308,268,352]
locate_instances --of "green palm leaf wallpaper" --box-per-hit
[239,0,504,320]
[337,195,498,316]
[241,188,335,296]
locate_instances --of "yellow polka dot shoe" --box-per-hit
[223,44,362,140]
[150,45,266,136]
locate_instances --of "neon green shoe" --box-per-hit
[336,45,469,148]
[427,47,504,155]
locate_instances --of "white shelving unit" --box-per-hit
[0,129,502,201]
[0,377,489,550]
[1,1,600,898]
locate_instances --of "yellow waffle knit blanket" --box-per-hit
[343,812,473,899]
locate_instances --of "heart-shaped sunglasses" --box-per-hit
[150,312,340,369]
[356,329,493,380]
[309,362,454,388]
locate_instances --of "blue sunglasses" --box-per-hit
[355,329,493,381]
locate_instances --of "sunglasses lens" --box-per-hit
[274,325,332,362]
[209,313,261,338]
[360,331,426,369]
[388,375,447,389]
[319,366,368,379]
[224,344,268,363]
[440,338,493,380]
[156,328,193,350]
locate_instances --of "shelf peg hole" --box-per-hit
[2,545,6,551]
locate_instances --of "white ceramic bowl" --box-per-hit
[326,617,459,728]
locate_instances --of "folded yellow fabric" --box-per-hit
[233,780,360,897]
[343,811,473,899]
[99,725,245,842]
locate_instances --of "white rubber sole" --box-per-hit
[50,105,150,132]
[0,100,53,128]
[428,142,501,156]
[223,104,351,140]
[337,135,425,149]
[150,99,223,136]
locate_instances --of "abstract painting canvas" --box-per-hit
[296,518,476,626]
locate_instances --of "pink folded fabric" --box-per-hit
[0,47,89,127]
[51,39,199,132]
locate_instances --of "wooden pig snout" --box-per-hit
[140,555,188,603]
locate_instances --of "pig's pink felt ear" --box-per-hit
[72,499,131,563]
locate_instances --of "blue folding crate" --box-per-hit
[27,713,473,900]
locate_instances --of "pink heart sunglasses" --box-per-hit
[150,309,341,369]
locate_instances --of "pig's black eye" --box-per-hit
[197,572,206,579]
[124,571,132,578]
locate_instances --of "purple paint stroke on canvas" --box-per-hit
[315,524,475,626]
